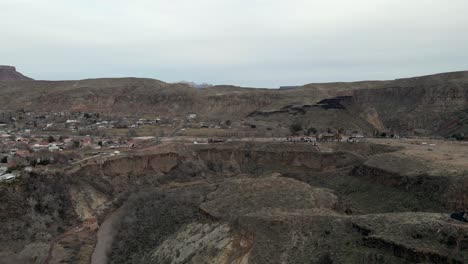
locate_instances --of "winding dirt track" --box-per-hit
[91,206,126,264]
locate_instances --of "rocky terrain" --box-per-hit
[0,69,467,264]
[0,70,467,136]
[1,140,467,263]
[0,66,32,81]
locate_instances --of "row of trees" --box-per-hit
[289,122,346,136]
[451,133,466,141]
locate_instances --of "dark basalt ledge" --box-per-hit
[0,65,16,70]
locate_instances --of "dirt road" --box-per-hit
[90,206,126,264]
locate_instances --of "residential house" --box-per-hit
[80,137,92,147]
[7,159,17,168]
[15,149,31,158]
[287,136,317,143]
[348,134,367,143]
[48,143,61,151]
[318,133,336,142]
[32,142,49,151]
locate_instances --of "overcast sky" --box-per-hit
[2,0,468,87]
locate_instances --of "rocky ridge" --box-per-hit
[0,65,32,81]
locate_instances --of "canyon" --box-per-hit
[1,140,467,263]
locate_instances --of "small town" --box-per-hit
[0,108,389,183]
[2,108,462,187]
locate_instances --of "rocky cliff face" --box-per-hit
[0,65,32,81]
[2,142,467,263]
[351,153,468,210]
[68,142,467,264]
[353,72,468,135]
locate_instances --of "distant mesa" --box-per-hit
[0,65,33,81]
[279,86,301,90]
[177,81,213,89]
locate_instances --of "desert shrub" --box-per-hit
[72,140,80,148]
[290,123,303,135]
[47,136,55,143]
[451,133,465,141]
[110,186,209,264]
[306,127,317,136]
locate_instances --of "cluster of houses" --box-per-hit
[130,118,162,128]
[286,133,367,143]
[48,117,165,131]
[0,110,173,134]
[0,131,140,173]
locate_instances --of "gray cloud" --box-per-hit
[1,0,468,87]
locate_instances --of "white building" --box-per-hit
[0,173,16,182]
[48,143,60,151]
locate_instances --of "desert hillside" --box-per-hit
[0,66,33,81]
[0,71,467,136]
